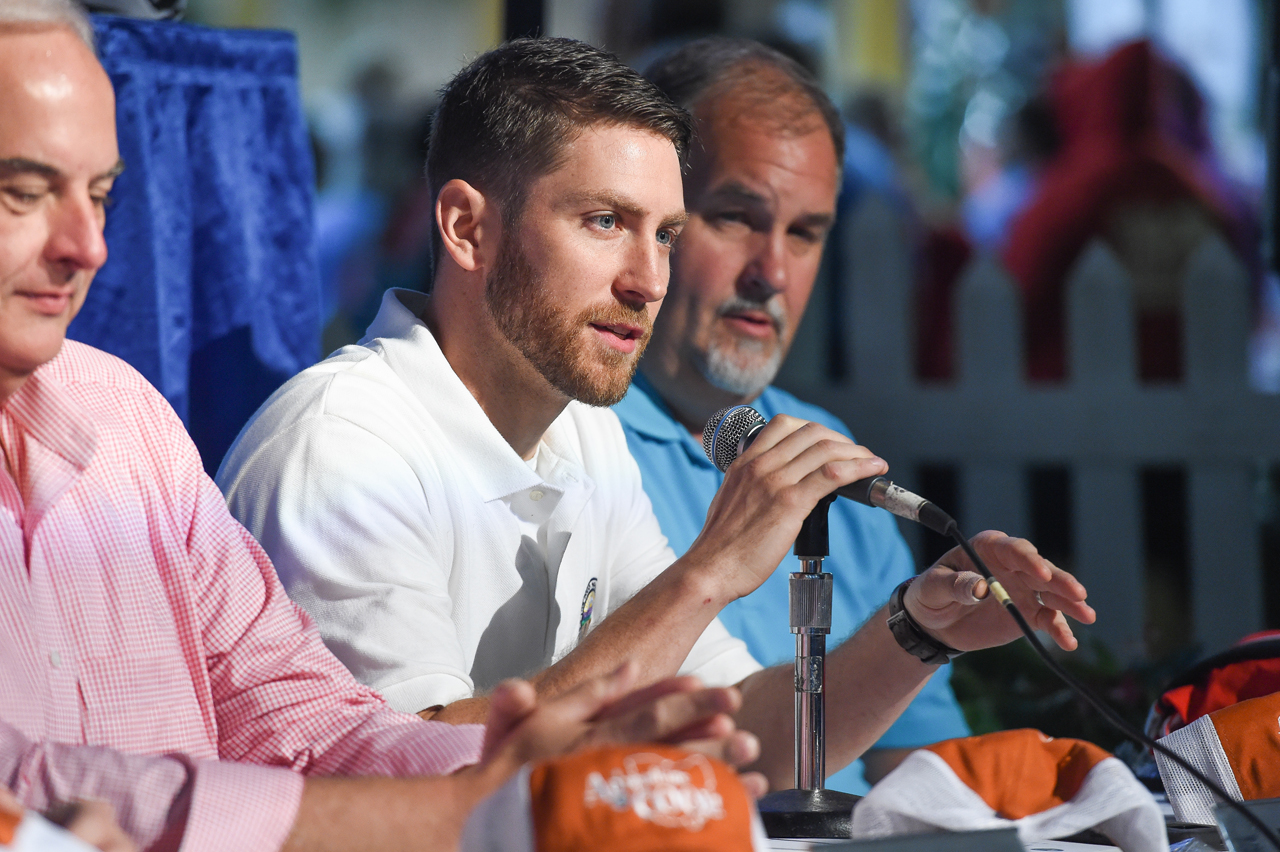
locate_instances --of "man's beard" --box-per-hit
[697,297,788,396]
[485,230,651,407]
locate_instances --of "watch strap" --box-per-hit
[887,577,964,665]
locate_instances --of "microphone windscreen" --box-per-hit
[703,405,766,472]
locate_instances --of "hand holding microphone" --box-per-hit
[703,405,956,535]
[701,405,1095,653]
[683,407,890,602]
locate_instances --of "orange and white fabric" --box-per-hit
[0,811,97,852]
[850,729,1167,852]
[1155,689,1280,824]
[460,745,768,852]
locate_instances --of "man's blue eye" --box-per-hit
[596,214,615,229]
[657,230,672,246]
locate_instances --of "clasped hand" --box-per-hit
[476,661,768,798]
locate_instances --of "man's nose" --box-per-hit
[738,230,787,301]
[616,237,668,305]
[45,194,108,274]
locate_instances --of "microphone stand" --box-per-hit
[756,494,861,838]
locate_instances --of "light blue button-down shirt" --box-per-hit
[614,374,970,794]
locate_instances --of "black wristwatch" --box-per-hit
[887,578,964,665]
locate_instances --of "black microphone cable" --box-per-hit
[940,515,1280,852]
[704,405,1280,850]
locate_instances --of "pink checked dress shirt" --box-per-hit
[0,341,484,851]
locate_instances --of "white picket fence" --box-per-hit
[779,195,1280,659]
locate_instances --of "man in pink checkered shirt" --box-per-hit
[0,3,764,851]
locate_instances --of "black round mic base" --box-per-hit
[757,788,861,839]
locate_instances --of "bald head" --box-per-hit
[0,0,94,50]
[643,37,843,167]
[0,23,114,146]
[0,24,120,400]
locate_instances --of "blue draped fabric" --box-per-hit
[70,16,320,474]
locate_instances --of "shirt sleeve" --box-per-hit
[0,718,303,852]
[218,409,476,714]
[188,454,485,777]
[141,380,485,778]
[601,427,762,688]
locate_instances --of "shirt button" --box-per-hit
[529,490,544,502]
[49,650,61,668]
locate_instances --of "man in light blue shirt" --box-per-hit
[616,37,971,794]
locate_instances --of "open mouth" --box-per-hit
[588,321,646,354]
[590,322,643,341]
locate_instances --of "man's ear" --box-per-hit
[436,179,497,273]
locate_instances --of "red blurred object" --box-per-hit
[1002,40,1257,383]
[1148,630,1280,739]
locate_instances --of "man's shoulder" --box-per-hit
[255,339,442,434]
[756,385,853,439]
[46,339,166,399]
[218,343,426,479]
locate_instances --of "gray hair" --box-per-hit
[0,0,94,51]
[643,37,844,164]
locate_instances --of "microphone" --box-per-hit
[702,405,956,536]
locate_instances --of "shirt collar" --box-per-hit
[4,363,98,474]
[613,372,691,444]
[615,372,769,457]
[362,288,590,504]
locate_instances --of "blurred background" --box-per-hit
[112,0,1280,747]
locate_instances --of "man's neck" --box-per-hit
[420,284,568,461]
[637,361,757,440]
[0,373,30,410]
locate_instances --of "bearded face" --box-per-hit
[485,225,653,407]
[697,295,788,395]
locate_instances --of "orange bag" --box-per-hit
[460,744,765,852]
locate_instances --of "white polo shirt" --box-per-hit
[218,289,760,714]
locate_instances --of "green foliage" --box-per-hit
[950,638,1200,752]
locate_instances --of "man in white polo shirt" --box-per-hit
[219,37,1095,791]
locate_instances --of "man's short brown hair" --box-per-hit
[427,37,692,275]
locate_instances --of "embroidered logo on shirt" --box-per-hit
[578,578,597,642]
[583,752,726,830]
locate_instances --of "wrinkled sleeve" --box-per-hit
[602,425,762,688]
[218,410,474,715]
[185,456,484,775]
[146,386,484,773]
[0,718,303,852]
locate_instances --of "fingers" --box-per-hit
[61,800,137,852]
[483,663,642,764]
[968,531,1053,585]
[674,729,761,770]
[584,685,742,749]
[943,532,1093,618]
[480,678,539,761]
[910,529,1099,654]
[738,771,769,800]
[0,786,20,818]
[1036,608,1080,651]
[736,417,887,490]
[592,674,702,721]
